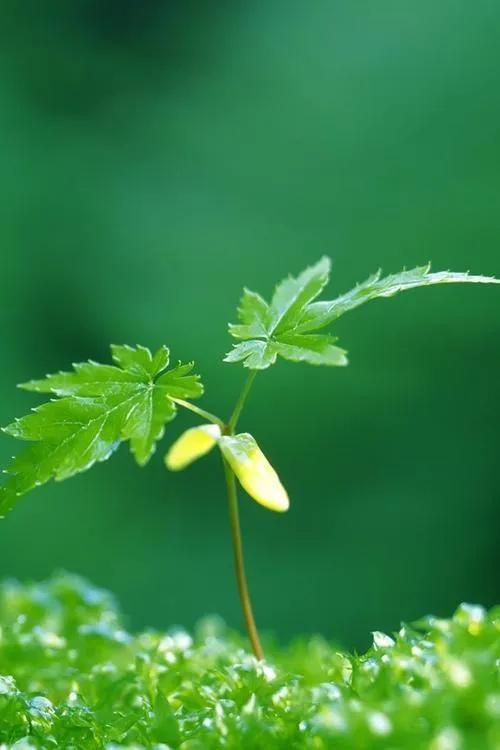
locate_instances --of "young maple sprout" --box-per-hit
[0,258,498,660]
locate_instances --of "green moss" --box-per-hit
[0,575,499,749]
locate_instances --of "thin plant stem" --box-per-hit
[222,369,264,659]
[227,370,257,433]
[177,371,264,658]
[222,455,264,660]
[171,398,225,429]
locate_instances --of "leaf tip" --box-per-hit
[318,254,332,271]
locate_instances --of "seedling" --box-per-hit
[1,258,497,659]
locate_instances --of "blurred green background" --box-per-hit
[1,1,499,651]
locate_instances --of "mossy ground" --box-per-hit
[0,574,499,749]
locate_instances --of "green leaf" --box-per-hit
[228,288,270,340]
[0,346,203,517]
[225,257,337,370]
[224,340,279,369]
[156,362,205,400]
[274,333,347,366]
[225,259,499,370]
[111,343,170,378]
[295,265,500,333]
[268,256,331,334]
[151,690,181,745]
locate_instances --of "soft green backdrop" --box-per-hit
[1,1,499,650]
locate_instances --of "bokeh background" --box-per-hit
[1,1,499,651]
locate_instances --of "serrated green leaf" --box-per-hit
[226,259,499,370]
[228,288,270,340]
[20,361,140,396]
[225,258,335,370]
[268,256,331,334]
[0,346,203,517]
[111,343,170,378]
[122,386,177,466]
[274,333,348,366]
[224,340,279,369]
[156,361,204,399]
[295,265,500,333]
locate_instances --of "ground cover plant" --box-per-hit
[1,573,500,749]
[1,258,499,747]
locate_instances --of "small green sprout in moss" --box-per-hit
[1,259,498,659]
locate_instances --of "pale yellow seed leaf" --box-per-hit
[219,433,289,512]
[165,424,221,471]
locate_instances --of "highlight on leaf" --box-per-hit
[165,424,221,471]
[219,433,289,513]
[225,259,499,370]
[0,345,203,517]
